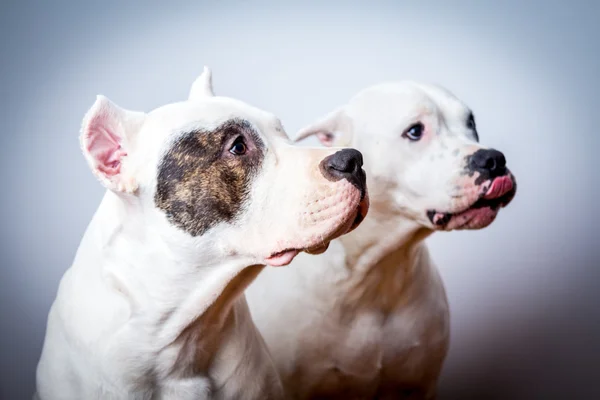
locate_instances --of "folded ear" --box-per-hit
[189,66,215,100]
[294,107,354,147]
[80,95,146,193]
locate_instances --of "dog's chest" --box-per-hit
[328,311,386,376]
[334,303,442,370]
[326,259,448,380]
[296,299,449,399]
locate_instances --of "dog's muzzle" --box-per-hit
[264,149,370,267]
[427,148,516,230]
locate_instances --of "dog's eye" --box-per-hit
[466,113,479,141]
[229,137,247,155]
[467,113,476,130]
[403,123,424,141]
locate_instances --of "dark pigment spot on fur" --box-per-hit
[155,119,264,236]
[427,210,452,226]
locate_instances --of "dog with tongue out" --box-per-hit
[246,81,517,400]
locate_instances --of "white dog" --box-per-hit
[35,68,369,400]
[247,81,517,399]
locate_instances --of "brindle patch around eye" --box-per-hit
[155,119,264,237]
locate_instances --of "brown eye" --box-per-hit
[403,122,424,141]
[229,138,247,155]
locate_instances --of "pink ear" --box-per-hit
[84,108,127,177]
[80,96,145,192]
[316,131,335,147]
[294,107,354,147]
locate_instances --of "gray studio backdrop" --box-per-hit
[1,1,598,399]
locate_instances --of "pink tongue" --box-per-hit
[265,249,299,267]
[484,176,513,200]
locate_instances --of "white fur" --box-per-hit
[247,81,515,399]
[35,68,366,400]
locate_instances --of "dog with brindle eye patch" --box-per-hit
[247,82,516,399]
[34,68,369,400]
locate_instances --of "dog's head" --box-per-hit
[80,68,368,266]
[295,81,515,231]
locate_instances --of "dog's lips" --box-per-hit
[265,243,330,267]
[348,194,370,233]
[265,249,300,267]
[305,242,331,255]
[428,174,516,230]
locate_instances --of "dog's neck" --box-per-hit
[73,191,265,377]
[337,200,433,314]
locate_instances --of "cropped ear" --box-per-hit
[188,66,215,100]
[294,107,354,147]
[80,95,146,193]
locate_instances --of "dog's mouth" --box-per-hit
[265,195,369,267]
[427,174,516,230]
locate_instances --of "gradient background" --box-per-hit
[1,1,598,398]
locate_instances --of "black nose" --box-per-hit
[320,149,367,196]
[468,148,507,179]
